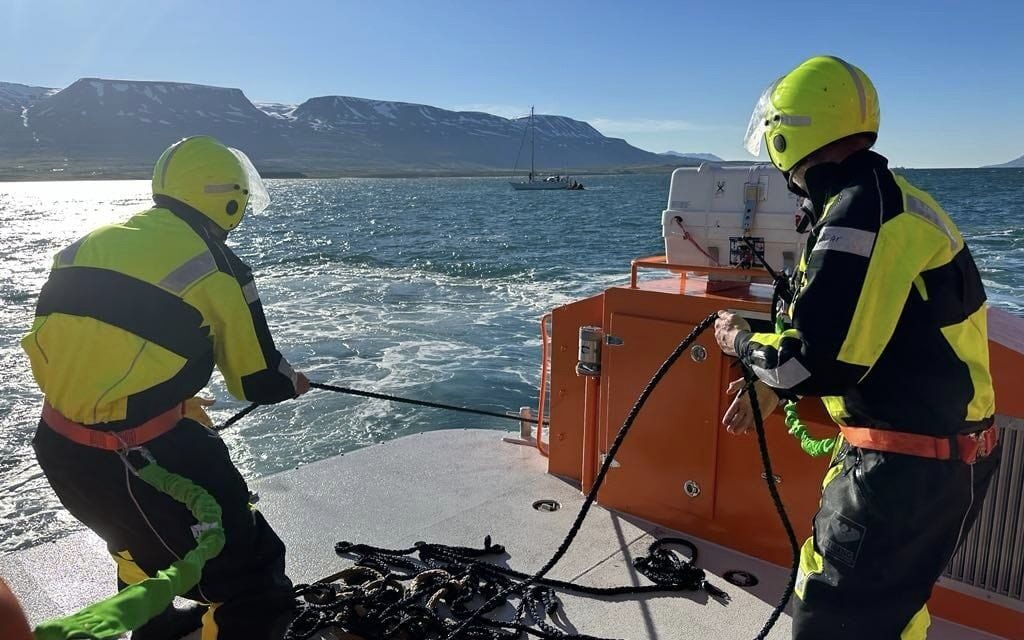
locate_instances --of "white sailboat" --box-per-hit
[509,106,583,191]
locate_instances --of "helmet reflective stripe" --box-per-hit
[203,184,239,194]
[157,141,182,190]
[779,115,812,126]
[828,56,867,122]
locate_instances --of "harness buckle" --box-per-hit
[114,435,156,476]
[958,427,998,465]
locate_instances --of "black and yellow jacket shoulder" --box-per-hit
[22,198,298,427]
[735,150,994,437]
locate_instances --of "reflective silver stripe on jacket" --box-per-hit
[278,358,299,390]
[158,251,218,294]
[56,236,88,267]
[906,195,957,250]
[242,281,260,304]
[812,226,877,258]
[753,358,812,390]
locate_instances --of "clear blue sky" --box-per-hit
[2,0,1022,167]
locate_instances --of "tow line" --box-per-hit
[216,382,549,432]
[219,313,800,640]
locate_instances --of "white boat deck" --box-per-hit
[1,429,1000,639]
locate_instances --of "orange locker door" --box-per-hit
[597,313,722,523]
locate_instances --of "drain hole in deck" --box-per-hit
[724,570,759,587]
[532,499,561,513]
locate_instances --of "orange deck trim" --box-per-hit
[931,585,1024,640]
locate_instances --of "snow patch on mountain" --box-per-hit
[0,82,57,112]
[256,102,299,120]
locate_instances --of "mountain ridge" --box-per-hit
[1,78,696,179]
[986,154,1024,168]
[661,151,723,162]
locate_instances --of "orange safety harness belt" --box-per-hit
[41,402,183,451]
[839,424,998,465]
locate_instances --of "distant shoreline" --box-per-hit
[0,163,693,182]
[1,162,1006,183]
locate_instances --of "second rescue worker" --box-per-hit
[714,56,1000,639]
[25,136,309,639]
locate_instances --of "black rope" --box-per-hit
[445,313,720,639]
[287,535,721,640]
[743,368,800,640]
[215,382,548,432]
[215,401,260,431]
[336,537,724,600]
[740,236,781,280]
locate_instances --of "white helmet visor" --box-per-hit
[229,148,270,215]
[743,78,781,158]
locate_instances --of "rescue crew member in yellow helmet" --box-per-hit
[713,56,1000,639]
[24,136,310,640]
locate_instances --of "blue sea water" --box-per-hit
[1,170,1022,552]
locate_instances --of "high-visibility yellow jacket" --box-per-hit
[735,151,994,436]
[22,198,298,427]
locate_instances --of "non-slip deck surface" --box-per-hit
[2,429,998,639]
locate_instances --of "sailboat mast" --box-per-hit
[529,106,535,182]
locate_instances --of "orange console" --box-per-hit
[543,256,1024,639]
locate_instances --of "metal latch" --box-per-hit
[577,326,603,376]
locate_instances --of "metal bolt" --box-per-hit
[690,344,708,363]
[683,480,701,498]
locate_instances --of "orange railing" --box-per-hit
[630,255,768,288]
[535,313,552,457]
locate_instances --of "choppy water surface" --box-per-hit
[1,169,1022,551]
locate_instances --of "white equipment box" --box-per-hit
[662,163,805,277]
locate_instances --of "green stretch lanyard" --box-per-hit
[773,316,837,458]
[783,401,837,457]
[34,461,224,640]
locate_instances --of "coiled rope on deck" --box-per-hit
[283,536,723,640]
[221,313,800,640]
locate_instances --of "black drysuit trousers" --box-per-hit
[34,418,294,639]
[792,440,1000,639]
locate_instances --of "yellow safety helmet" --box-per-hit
[744,56,880,172]
[152,136,270,232]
